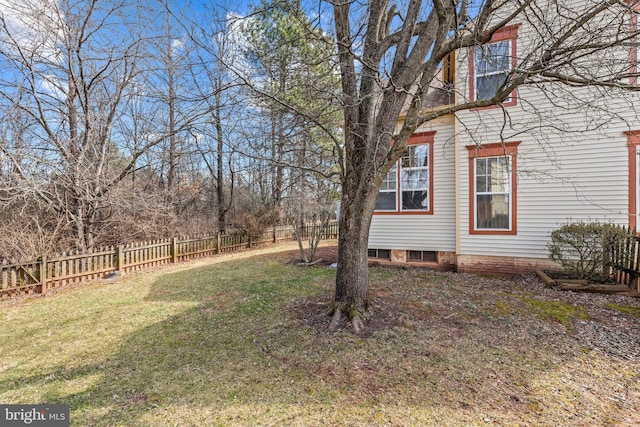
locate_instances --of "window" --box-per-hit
[467,142,519,234]
[376,166,398,211]
[407,250,438,262]
[625,130,640,229]
[469,25,519,107]
[374,132,434,214]
[368,249,391,259]
[475,157,511,229]
[475,40,511,101]
[400,145,430,210]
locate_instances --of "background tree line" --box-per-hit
[0,0,341,260]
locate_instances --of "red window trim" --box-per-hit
[467,141,520,235]
[630,3,640,85]
[468,24,520,110]
[374,131,435,216]
[625,130,640,229]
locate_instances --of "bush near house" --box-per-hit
[547,221,632,282]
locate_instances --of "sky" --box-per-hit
[183,0,335,33]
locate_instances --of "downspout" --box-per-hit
[453,50,461,268]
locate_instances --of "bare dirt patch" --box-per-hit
[280,244,340,267]
[249,244,640,425]
[292,294,404,337]
[282,244,640,359]
[281,245,405,336]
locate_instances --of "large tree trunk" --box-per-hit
[331,166,378,332]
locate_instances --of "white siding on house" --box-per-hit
[455,1,637,260]
[369,117,456,252]
[457,127,630,259]
[369,0,640,269]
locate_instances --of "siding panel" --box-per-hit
[456,1,635,260]
[369,118,456,252]
[371,1,639,268]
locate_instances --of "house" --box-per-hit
[368,5,640,274]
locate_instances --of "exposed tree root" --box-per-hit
[328,306,342,331]
[327,301,368,333]
[300,258,323,266]
[351,315,364,333]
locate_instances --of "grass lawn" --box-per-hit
[1,242,639,426]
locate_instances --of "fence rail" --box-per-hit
[611,226,640,290]
[0,222,338,298]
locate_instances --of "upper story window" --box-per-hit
[475,41,511,101]
[375,132,434,215]
[469,24,520,107]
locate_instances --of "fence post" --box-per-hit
[171,237,178,263]
[40,256,47,295]
[216,232,221,254]
[116,245,125,272]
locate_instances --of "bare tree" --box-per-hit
[329,0,640,330]
[287,173,339,264]
[183,4,248,233]
[0,0,149,250]
[0,0,206,250]
[145,0,208,221]
[0,2,176,252]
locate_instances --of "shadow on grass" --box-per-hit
[11,252,637,426]
[54,253,340,426]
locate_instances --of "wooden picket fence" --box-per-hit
[0,222,339,299]
[610,226,640,290]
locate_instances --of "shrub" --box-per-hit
[547,221,631,282]
[239,207,281,241]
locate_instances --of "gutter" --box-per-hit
[453,50,461,263]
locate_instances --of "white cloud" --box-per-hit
[0,0,63,60]
[37,73,65,98]
[171,38,184,53]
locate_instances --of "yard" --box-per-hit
[1,242,640,426]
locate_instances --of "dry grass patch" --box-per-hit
[1,243,640,426]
